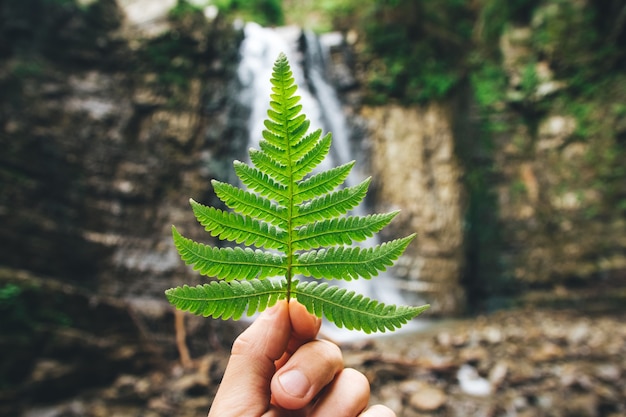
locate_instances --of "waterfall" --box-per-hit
[237,23,423,339]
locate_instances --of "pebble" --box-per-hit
[457,365,492,397]
[409,386,447,411]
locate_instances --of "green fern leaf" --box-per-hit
[293,178,371,226]
[165,279,287,320]
[294,161,355,203]
[290,129,323,163]
[233,161,289,204]
[190,200,288,250]
[172,226,286,280]
[166,52,429,332]
[293,211,400,250]
[294,235,416,280]
[292,281,430,333]
[211,180,288,228]
[292,133,333,181]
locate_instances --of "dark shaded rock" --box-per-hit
[0,268,160,415]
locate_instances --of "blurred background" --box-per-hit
[1,0,625,415]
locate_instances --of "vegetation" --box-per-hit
[210,0,284,26]
[319,0,473,103]
[166,53,429,332]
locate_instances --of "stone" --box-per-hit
[171,373,209,396]
[409,386,447,411]
[488,361,509,389]
[595,364,621,382]
[563,393,599,417]
[457,365,492,397]
[530,342,564,362]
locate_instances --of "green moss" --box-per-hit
[168,0,205,20]
[470,63,508,109]
[9,59,46,79]
[0,280,72,334]
[478,0,540,46]
[134,2,210,106]
[519,61,539,98]
[213,0,284,26]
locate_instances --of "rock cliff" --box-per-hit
[332,0,626,313]
[361,104,465,314]
[0,0,245,411]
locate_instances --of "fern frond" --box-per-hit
[166,52,430,332]
[249,148,289,185]
[233,161,289,205]
[166,279,287,320]
[172,226,286,280]
[190,201,288,250]
[293,281,430,333]
[211,180,288,228]
[294,234,416,280]
[292,132,332,181]
[290,129,323,162]
[293,177,371,227]
[259,139,288,163]
[268,101,302,120]
[293,161,355,204]
[293,211,399,250]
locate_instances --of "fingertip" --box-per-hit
[263,299,288,317]
[272,338,344,409]
[360,404,397,417]
[289,299,321,339]
[231,299,290,359]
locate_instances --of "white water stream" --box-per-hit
[237,23,424,340]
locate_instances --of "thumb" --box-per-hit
[208,301,291,417]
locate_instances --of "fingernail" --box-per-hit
[277,369,310,398]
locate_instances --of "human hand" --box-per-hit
[208,299,396,417]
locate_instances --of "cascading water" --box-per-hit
[237,23,423,339]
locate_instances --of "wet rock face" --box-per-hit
[0,268,160,414]
[481,15,626,302]
[0,0,243,296]
[360,104,466,315]
[0,0,245,411]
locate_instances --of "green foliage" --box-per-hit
[0,284,22,309]
[137,3,209,105]
[470,62,508,110]
[166,53,428,332]
[9,59,45,79]
[140,36,195,91]
[0,281,72,334]
[213,0,284,26]
[168,0,205,20]
[478,0,540,47]
[356,0,472,103]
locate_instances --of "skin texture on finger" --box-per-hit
[271,339,343,410]
[309,368,370,417]
[359,404,397,417]
[275,301,322,369]
[208,301,291,417]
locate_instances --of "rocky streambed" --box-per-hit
[16,308,626,417]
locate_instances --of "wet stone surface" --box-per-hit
[14,308,626,417]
